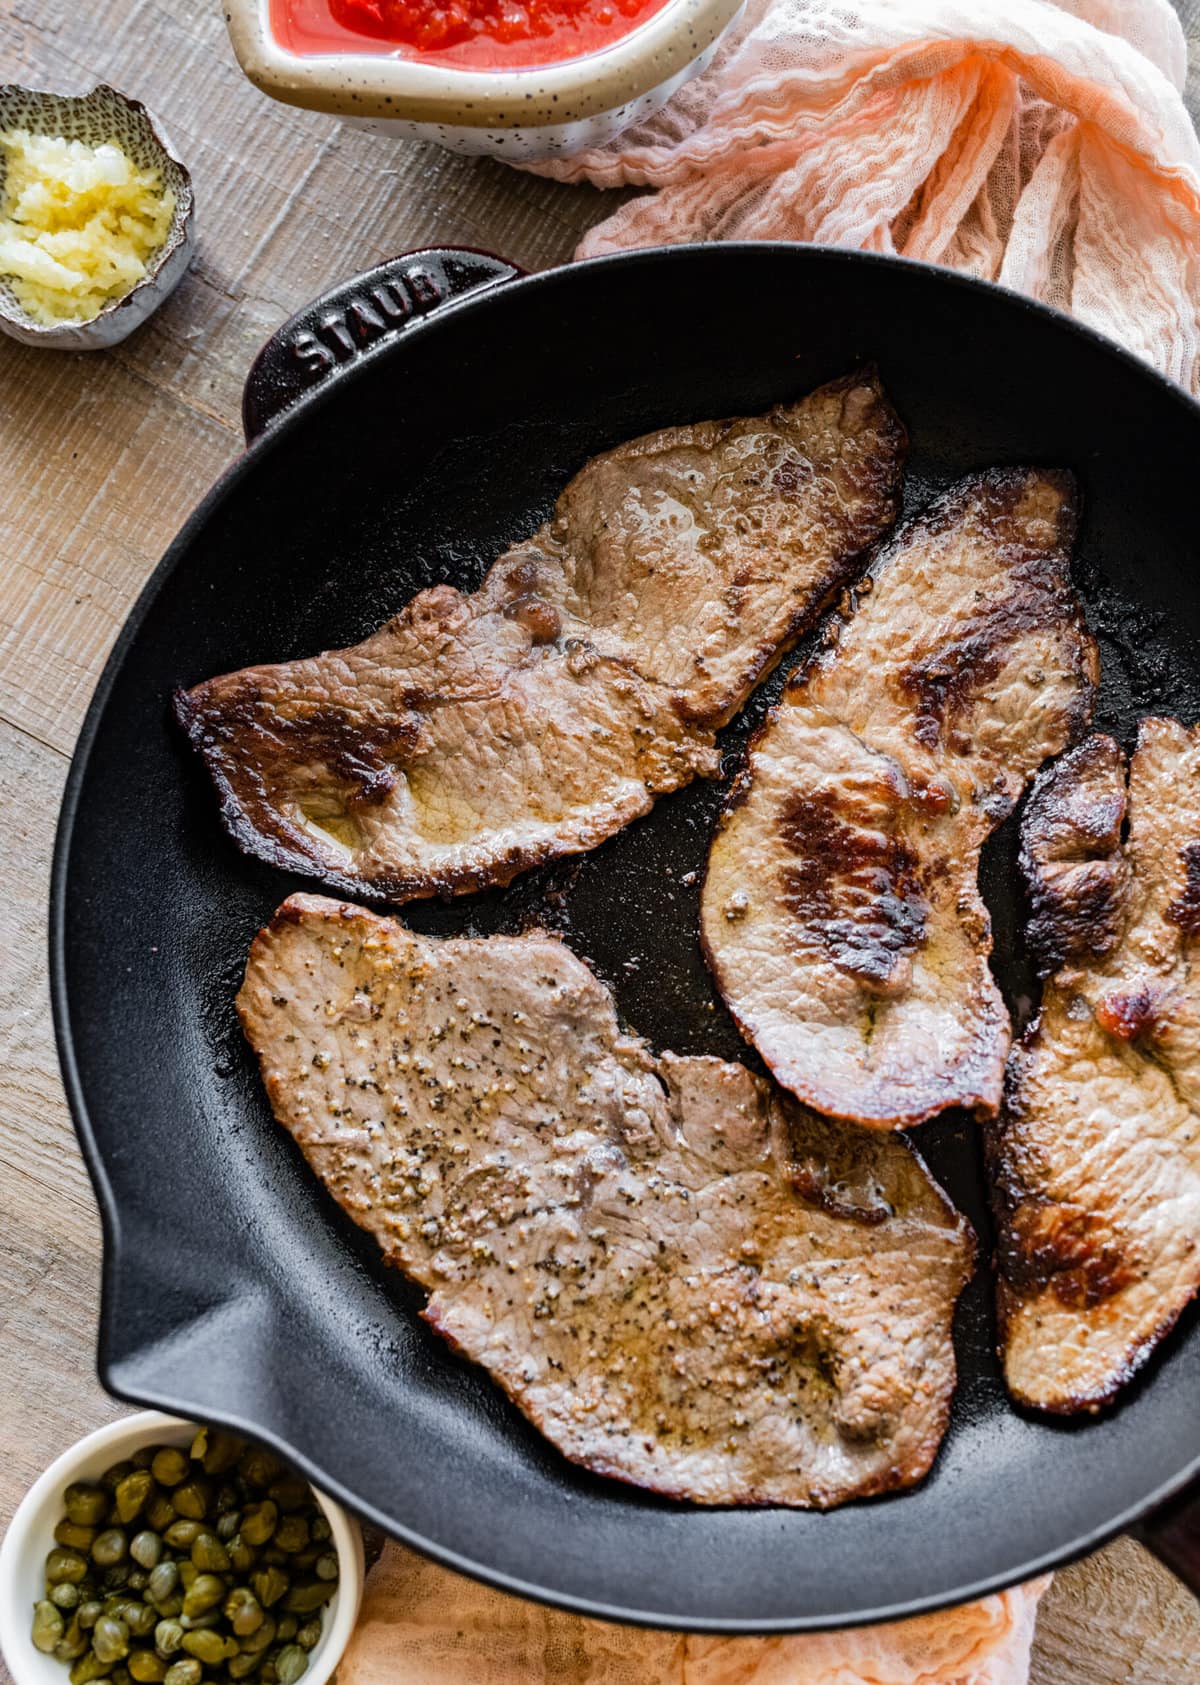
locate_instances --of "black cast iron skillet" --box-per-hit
[51,243,1200,1630]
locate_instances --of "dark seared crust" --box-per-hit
[992,719,1200,1413]
[1019,734,1129,975]
[701,466,1098,1130]
[238,893,974,1508]
[178,370,907,902]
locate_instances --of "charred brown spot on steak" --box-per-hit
[776,788,926,988]
[702,467,1097,1130]
[178,370,906,902]
[997,1199,1133,1309]
[1166,840,1200,937]
[1020,734,1129,974]
[237,893,974,1508]
[991,720,1200,1413]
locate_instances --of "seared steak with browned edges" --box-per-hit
[238,894,974,1507]
[991,721,1200,1412]
[702,469,1098,1129]
[177,372,905,902]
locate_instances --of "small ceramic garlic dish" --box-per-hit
[225,0,745,161]
[0,85,194,352]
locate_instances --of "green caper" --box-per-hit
[240,1501,277,1547]
[249,1566,288,1608]
[32,1599,65,1653]
[181,1573,226,1619]
[282,1581,334,1615]
[47,1547,90,1585]
[149,1450,189,1489]
[225,1587,264,1637]
[272,1516,308,1555]
[55,1519,98,1553]
[128,1652,167,1683]
[112,1669,133,1685]
[308,1517,330,1544]
[100,1462,134,1494]
[238,1449,284,1489]
[78,1601,104,1630]
[52,1582,82,1609]
[170,1481,210,1522]
[163,1521,203,1550]
[240,1616,276,1655]
[216,1511,241,1541]
[295,1621,322,1651]
[227,1535,257,1574]
[130,1530,162,1569]
[274,1644,308,1685]
[65,1484,112,1528]
[276,1615,298,1640]
[130,1448,157,1471]
[127,1570,149,1593]
[92,1530,128,1568]
[198,1429,245,1476]
[146,1562,179,1606]
[267,1478,309,1515]
[313,1553,338,1583]
[228,1654,264,1679]
[68,1654,114,1685]
[115,1472,155,1525]
[101,1565,131,1591]
[178,1610,221,1632]
[145,1496,176,1533]
[120,1601,158,1638]
[181,1630,238,1664]
[190,1532,230,1573]
[53,1614,89,1661]
[154,1595,183,1620]
[153,1618,184,1657]
[162,1662,201,1685]
[93,1615,132,1663]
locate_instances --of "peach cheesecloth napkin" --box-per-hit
[530,0,1200,392]
[338,1543,1050,1683]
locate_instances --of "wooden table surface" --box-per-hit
[1,1,1198,1678]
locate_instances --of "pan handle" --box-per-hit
[1131,1480,1200,1600]
[241,248,523,442]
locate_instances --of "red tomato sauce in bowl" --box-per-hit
[270,0,674,69]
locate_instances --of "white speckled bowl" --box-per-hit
[225,0,745,160]
[0,85,194,351]
[0,1411,365,1685]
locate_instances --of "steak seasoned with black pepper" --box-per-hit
[176,371,905,902]
[701,469,1098,1129]
[238,894,974,1507]
[990,720,1200,1412]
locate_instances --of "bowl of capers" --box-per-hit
[0,1413,364,1685]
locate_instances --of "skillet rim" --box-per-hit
[49,240,1200,1632]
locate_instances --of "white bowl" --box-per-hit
[0,84,195,351]
[0,1411,365,1685]
[225,0,745,160]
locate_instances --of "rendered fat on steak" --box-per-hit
[991,721,1200,1412]
[701,469,1098,1129]
[238,894,974,1507]
[177,372,905,902]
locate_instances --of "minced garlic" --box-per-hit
[0,129,175,325]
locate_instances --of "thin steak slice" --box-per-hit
[701,469,1098,1130]
[990,721,1200,1412]
[177,371,905,903]
[238,893,974,1507]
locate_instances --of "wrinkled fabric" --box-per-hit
[528,0,1200,391]
[339,1540,1049,1685]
